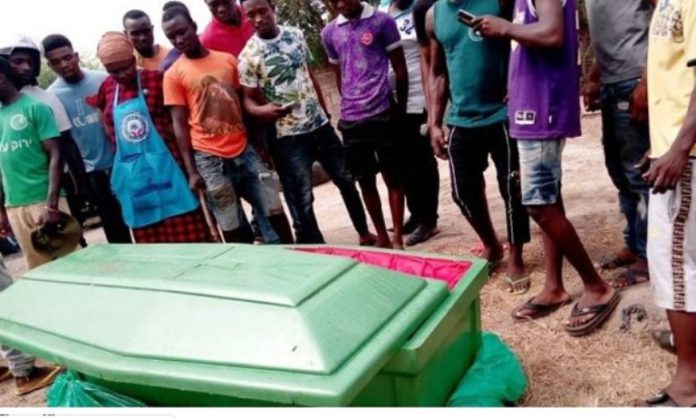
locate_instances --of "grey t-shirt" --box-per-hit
[586,0,653,84]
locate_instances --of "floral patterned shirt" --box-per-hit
[238,26,328,138]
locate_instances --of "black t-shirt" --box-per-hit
[413,0,438,45]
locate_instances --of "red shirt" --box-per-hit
[200,5,254,57]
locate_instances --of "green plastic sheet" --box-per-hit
[448,333,527,407]
[47,370,147,407]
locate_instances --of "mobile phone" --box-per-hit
[688,58,696,68]
[457,9,477,27]
[282,101,299,111]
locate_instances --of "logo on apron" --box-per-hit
[120,112,150,143]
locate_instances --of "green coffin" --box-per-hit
[0,244,457,406]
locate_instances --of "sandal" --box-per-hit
[565,292,621,337]
[646,391,696,407]
[511,297,572,321]
[598,249,637,270]
[611,267,650,291]
[652,329,676,354]
[505,275,530,295]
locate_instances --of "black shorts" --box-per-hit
[337,111,402,181]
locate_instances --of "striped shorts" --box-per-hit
[648,160,696,312]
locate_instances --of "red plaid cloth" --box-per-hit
[97,70,212,243]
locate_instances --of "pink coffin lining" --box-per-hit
[294,247,472,290]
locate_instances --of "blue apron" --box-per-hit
[110,74,198,229]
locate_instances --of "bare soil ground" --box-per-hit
[0,107,673,406]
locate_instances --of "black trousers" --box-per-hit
[87,169,132,243]
[399,112,440,228]
[447,122,530,245]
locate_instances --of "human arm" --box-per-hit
[40,138,63,225]
[309,70,331,119]
[241,86,291,122]
[473,0,564,49]
[169,106,205,193]
[643,85,696,193]
[582,60,601,111]
[389,46,409,116]
[426,7,449,160]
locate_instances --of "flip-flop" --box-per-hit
[645,391,696,407]
[511,297,573,321]
[611,267,650,291]
[652,329,676,354]
[505,275,531,295]
[565,292,621,337]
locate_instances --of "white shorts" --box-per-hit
[648,161,696,312]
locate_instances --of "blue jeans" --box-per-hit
[600,78,650,259]
[518,139,565,206]
[271,124,369,244]
[195,146,283,244]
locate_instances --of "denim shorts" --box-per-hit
[517,139,566,205]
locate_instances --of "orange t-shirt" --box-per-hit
[163,50,247,158]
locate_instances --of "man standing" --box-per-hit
[380,0,440,247]
[201,0,255,57]
[123,9,172,71]
[642,0,696,407]
[43,34,132,244]
[239,0,377,245]
[322,0,409,249]
[583,0,654,289]
[475,0,619,334]
[0,56,65,395]
[427,0,529,291]
[162,6,292,244]
[0,36,91,246]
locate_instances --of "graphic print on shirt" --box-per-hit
[71,96,101,128]
[652,0,684,42]
[239,28,327,137]
[198,76,245,138]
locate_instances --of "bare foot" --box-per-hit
[506,243,526,278]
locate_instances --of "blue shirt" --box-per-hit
[48,69,115,172]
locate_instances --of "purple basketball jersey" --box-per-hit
[508,0,581,140]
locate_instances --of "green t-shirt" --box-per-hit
[0,94,60,207]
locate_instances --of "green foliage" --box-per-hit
[36,53,104,89]
[276,0,328,67]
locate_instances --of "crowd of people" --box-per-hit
[0,0,692,407]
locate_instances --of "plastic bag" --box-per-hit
[448,333,528,407]
[47,370,147,407]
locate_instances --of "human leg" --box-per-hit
[86,169,132,243]
[647,162,696,406]
[338,118,392,247]
[231,147,292,245]
[271,134,324,244]
[194,151,247,243]
[447,125,504,263]
[518,139,617,333]
[314,125,374,243]
[489,123,530,282]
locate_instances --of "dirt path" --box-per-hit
[0,113,672,407]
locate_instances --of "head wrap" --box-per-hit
[96,32,134,66]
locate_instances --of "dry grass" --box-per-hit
[0,114,675,407]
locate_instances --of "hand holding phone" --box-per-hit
[282,101,299,111]
[457,9,477,27]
